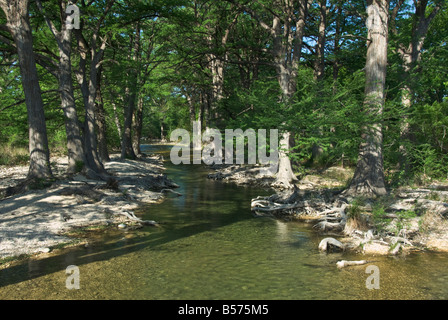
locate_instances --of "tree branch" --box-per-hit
[35,0,60,40]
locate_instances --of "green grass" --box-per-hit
[0,145,29,166]
[371,202,417,236]
[347,198,363,221]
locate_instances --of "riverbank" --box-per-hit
[0,152,178,261]
[208,163,448,255]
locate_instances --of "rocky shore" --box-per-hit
[0,153,178,260]
[208,163,448,256]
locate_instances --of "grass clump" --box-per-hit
[344,197,370,232]
[371,202,417,236]
[0,145,28,166]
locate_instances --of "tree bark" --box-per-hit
[269,0,312,188]
[95,68,110,163]
[132,95,144,156]
[205,7,239,126]
[311,0,328,162]
[111,101,123,141]
[273,131,298,188]
[345,0,389,197]
[83,43,107,174]
[58,27,86,173]
[314,0,327,81]
[36,0,85,174]
[121,23,141,160]
[0,0,53,179]
[74,0,115,177]
[333,0,342,84]
[394,0,441,175]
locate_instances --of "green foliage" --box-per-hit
[347,198,364,221]
[371,204,390,234]
[286,69,365,169]
[372,201,417,236]
[0,145,29,166]
[0,0,446,192]
[410,101,448,179]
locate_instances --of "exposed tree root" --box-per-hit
[113,210,159,226]
[336,260,369,268]
[318,237,345,252]
[161,188,182,196]
[314,220,345,232]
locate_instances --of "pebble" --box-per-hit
[117,223,127,229]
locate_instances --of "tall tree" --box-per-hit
[74,0,115,177]
[0,0,53,179]
[314,0,328,81]
[35,0,86,174]
[392,0,443,174]
[121,23,141,160]
[345,0,389,197]
[239,0,313,188]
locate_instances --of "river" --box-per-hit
[0,144,448,300]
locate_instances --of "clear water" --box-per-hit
[1,145,448,300]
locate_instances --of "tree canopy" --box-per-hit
[0,0,447,194]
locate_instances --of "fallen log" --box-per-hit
[313,220,345,232]
[251,202,304,212]
[336,260,368,268]
[113,210,158,226]
[317,204,347,218]
[318,237,344,252]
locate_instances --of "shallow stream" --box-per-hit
[1,145,448,299]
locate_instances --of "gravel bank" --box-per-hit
[0,153,177,260]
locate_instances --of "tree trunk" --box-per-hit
[95,68,110,163]
[186,91,202,155]
[36,0,85,174]
[208,55,224,123]
[186,92,196,125]
[0,0,52,179]
[311,0,328,162]
[273,131,298,188]
[160,122,165,142]
[83,47,106,174]
[73,0,115,178]
[314,0,327,81]
[333,0,342,84]
[74,34,107,176]
[396,0,441,175]
[121,24,141,160]
[132,95,144,156]
[205,10,239,126]
[269,0,312,188]
[345,0,389,197]
[58,27,86,173]
[110,100,122,141]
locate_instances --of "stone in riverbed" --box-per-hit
[362,242,390,255]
